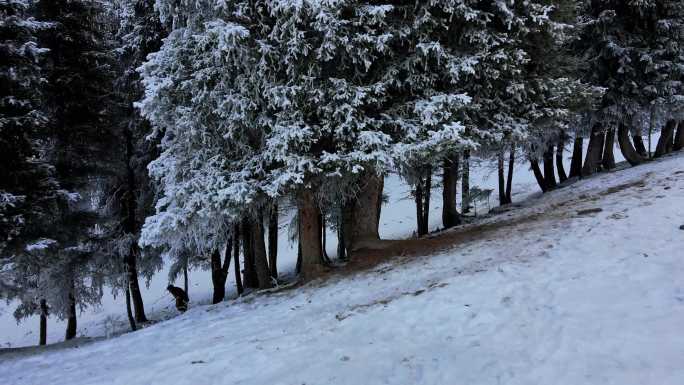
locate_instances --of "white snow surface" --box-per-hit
[1,152,683,384]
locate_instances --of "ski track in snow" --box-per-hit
[0,153,682,384]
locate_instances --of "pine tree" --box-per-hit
[577,0,684,166]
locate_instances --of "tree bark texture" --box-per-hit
[674,122,684,151]
[556,143,568,183]
[617,124,646,166]
[543,145,557,189]
[39,299,48,345]
[268,203,278,279]
[582,124,605,176]
[602,127,616,170]
[252,211,273,289]
[442,154,461,228]
[298,188,324,278]
[654,120,677,158]
[569,136,583,178]
[461,150,470,213]
[530,158,548,193]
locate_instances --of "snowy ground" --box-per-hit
[1,150,682,384]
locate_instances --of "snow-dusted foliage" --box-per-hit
[139,0,398,256]
[577,0,684,128]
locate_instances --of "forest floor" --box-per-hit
[1,152,682,385]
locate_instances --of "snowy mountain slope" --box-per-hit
[1,153,682,385]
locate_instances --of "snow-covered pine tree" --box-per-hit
[138,1,401,278]
[518,0,603,187]
[576,0,684,167]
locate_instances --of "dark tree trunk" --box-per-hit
[241,218,258,288]
[321,213,329,263]
[569,136,583,178]
[376,177,384,225]
[125,287,137,331]
[252,211,273,289]
[65,291,77,341]
[462,150,470,213]
[342,172,383,252]
[39,299,48,345]
[617,124,646,166]
[530,158,548,193]
[233,224,243,295]
[183,262,188,294]
[337,208,347,260]
[675,122,684,151]
[582,124,605,176]
[556,143,568,183]
[414,176,425,236]
[124,249,147,323]
[505,146,514,203]
[298,188,324,278]
[442,154,461,228]
[655,120,677,158]
[543,145,557,189]
[423,169,431,233]
[602,127,616,170]
[633,132,648,157]
[122,128,147,323]
[268,203,278,279]
[498,150,506,205]
[211,248,227,304]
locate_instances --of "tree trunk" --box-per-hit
[65,291,77,341]
[556,143,568,183]
[342,172,383,252]
[633,132,648,157]
[422,168,431,234]
[505,146,514,203]
[530,158,548,193]
[602,127,616,170]
[241,218,258,288]
[183,262,188,294]
[674,121,684,151]
[298,188,324,278]
[337,208,347,260]
[582,124,605,176]
[376,177,384,225]
[461,150,470,213]
[252,211,274,289]
[125,287,137,331]
[39,299,48,346]
[211,249,226,304]
[233,224,243,296]
[655,120,677,158]
[124,249,147,323]
[617,124,646,166]
[268,203,278,279]
[543,145,557,189]
[122,127,147,323]
[414,176,425,236]
[442,154,461,228]
[569,136,583,178]
[498,150,506,205]
[321,213,330,263]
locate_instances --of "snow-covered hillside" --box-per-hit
[1,153,682,384]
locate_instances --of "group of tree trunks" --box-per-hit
[529,121,683,196]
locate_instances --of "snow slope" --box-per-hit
[1,152,682,385]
